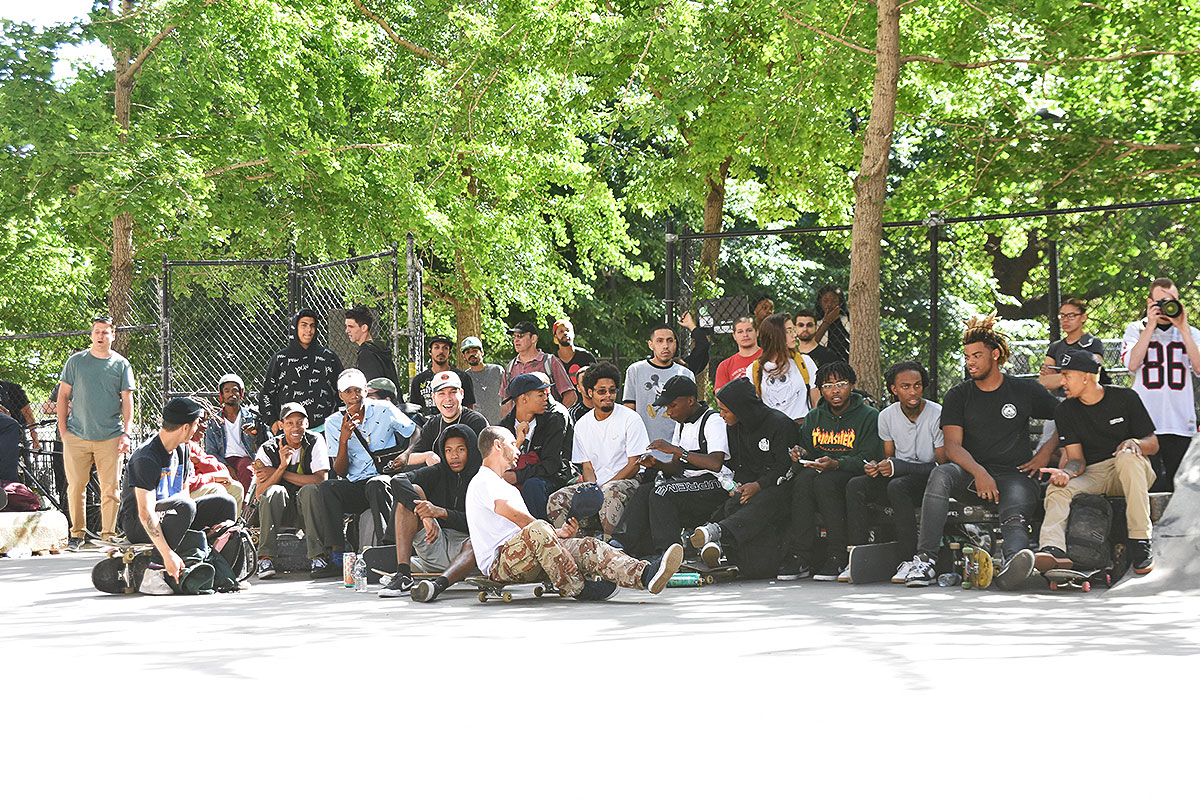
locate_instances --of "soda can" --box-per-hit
[667,573,704,587]
[343,552,357,588]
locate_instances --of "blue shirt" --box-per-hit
[325,400,416,482]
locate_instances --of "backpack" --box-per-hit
[2,482,41,511]
[209,520,258,584]
[749,353,812,397]
[1065,494,1113,570]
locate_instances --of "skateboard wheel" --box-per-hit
[533,585,544,597]
[950,542,961,550]
[502,592,513,602]
[1049,581,1058,590]
[1082,582,1090,593]
[962,581,971,589]
[477,591,487,603]
[1105,574,1112,587]
[703,575,714,585]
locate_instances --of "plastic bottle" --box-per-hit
[353,556,367,592]
[719,474,738,496]
[937,572,962,587]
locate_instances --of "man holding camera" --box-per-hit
[1121,277,1200,492]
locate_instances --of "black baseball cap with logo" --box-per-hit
[652,375,699,407]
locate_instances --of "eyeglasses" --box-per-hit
[821,381,850,390]
[1058,312,1083,320]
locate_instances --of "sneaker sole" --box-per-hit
[411,581,436,602]
[1033,552,1073,574]
[378,587,410,598]
[689,527,708,549]
[700,542,722,568]
[905,577,934,587]
[648,543,684,594]
[1134,562,1155,575]
[812,574,839,582]
[257,570,277,580]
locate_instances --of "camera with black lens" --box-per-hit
[1155,298,1184,319]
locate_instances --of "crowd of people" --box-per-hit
[2,276,1195,601]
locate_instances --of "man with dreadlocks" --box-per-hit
[903,314,1060,589]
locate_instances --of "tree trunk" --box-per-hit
[453,291,482,342]
[847,0,900,404]
[698,156,731,284]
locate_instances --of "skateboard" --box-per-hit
[91,545,156,594]
[359,545,399,585]
[465,576,560,603]
[950,541,994,589]
[1043,567,1113,592]
[846,542,899,584]
[677,560,740,585]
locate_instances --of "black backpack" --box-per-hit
[210,521,258,584]
[1065,494,1113,571]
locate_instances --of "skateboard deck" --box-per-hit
[91,546,156,594]
[359,545,398,585]
[1044,567,1112,592]
[847,542,899,584]
[677,560,740,585]
[952,542,994,589]
[465,576,560,603]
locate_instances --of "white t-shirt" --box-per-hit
[877,400,943,464]
[673,407,732,480]
[1121,320,1200,436]
[572,404,650,484]
[223,414,250,459]
[466,466,528,575]
[758,356,817,420]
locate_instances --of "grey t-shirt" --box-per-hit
[622,359,694,456]
[59,350,135,441]
[877,399,943,464]
[469,364,505,424]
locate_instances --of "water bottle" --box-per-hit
[719,474,738,496]
[937,572,962,587]
[353,556,367,592]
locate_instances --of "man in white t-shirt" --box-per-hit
[547,362,649,538]
[613,376,732,559]
[1121,276,1200,492]
[466,426,683,601]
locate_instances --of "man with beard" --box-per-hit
[502,321,576,414]
[344,305,399,386]
[793,309,839,369]
[409,334,476,416]
[460,336,504,424]
[552,318,596,394]
[498,372,575,520]
[380,423,482,597]
[623,323,694,457]
[260,309,343,433]
[905,314,1059,589]
[203,373,264,494]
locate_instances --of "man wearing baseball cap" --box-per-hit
[298,369,416,575]
[204,373,264,494]
[502,321,576,415]
[1036,348,1160,576]
[498,371,575,519]
[407,370,489,469]
[408,333,476,416]
[460,335,504,423]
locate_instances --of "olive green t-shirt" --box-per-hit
[60,351,135,440]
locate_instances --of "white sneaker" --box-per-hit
[891,558,919,584]
[139,569,173,595]
[837,566,851,582]
[700,541,723,568]
[690,523,721,549]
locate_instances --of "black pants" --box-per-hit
[845,473,928,559]
[0,413,20,484]
[618,476,728,558]
[789,468,855,566]
[122,494,236,551]
[1151,433,1194,493]
[302,476,393,551]
[711,484,788,579]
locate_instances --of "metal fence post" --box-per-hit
[665,220,677,328]
[160,253,171,405]
[1048,238,1061,341]
[406,233,424,381]
[925,212,944,398]
[391,242,400,371]
[287,244,298,318]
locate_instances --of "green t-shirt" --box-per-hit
[60,350,136,440]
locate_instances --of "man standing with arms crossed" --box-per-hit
[58,315,135,550]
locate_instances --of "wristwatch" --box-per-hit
[679,449,691,464]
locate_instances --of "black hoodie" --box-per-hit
[260,311,344,429]
[716,377,799,488]
[391,423,482,532]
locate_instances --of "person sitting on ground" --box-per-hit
[404,371,489,468]
[846,362,946,584]
[409,334,477,415]
[793,309,839,369]
[1038,298,1108,393]
[118,398,237,584]
[623,323,694,459]
[547,361,649,540]
[298,369,416,577]
[784,362,883,581]
[1035,349,1159,576]
[253,403,329,579]
[345,305,399,386]
[748,312,818,423]
[498,372,575,520]
[502,321,576,414]
[379,423,482,598]
[617,375,731,560]
[813,284,851,364]
[691,377,799,577]
[905,314,1059,589]
[460,336,505,424]
[714,316,762,391]
[464,425,684,603]
[203,374,263,494]
[187,407,246,517]
[260,309,343,433]
[552,318,597,396]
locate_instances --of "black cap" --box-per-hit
[506,371,552,402]
[163,397,204,425]
[1057,348,1101,374]
[507,321,538,335]
[652,374,698,407]
[428,334,455,346]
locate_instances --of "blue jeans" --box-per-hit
[520,477,553,521]
[916,463,1039,560]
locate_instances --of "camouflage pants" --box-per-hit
[490,520,649,597]
[546,479,640,537]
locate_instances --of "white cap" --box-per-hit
[430,370,463,392]
[337,368,368,392]
[217,373,244,393]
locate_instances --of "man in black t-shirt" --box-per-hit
[403,371,489,469]
[1039,298,1110,392]
[793,310,839,369]
[1035,349,1159,575]
[906,315,1060,589]
[408,335,476,414]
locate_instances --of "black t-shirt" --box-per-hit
[408,367,477,413]
[799,344,839,368]
[414,408,489,452]
[1046,333,1109,386]
[0,380,30,418]
[940,375,1059,469]
[1055,386,1155,467]
[118,436,191,523]
[561,347,597,391]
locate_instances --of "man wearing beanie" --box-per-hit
[260,309,344,433]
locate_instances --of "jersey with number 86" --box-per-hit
[1122,320,1200,437]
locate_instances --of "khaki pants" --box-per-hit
[62,431,121,538]
[1039,450,1156,551]
[490,520,649,597]
[190,480,245,518]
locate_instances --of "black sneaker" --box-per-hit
[812,556,843,582]
[995,548,1035,589]
[776,553,811,581]
[641,543,684,594]
[379,571,414,598]
[575,578,620,601]
[1130,539,1154,575]
[1033,546,1072,574]
[310,555,339,579]
[411,577,447,603]
[66,536,85,552]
